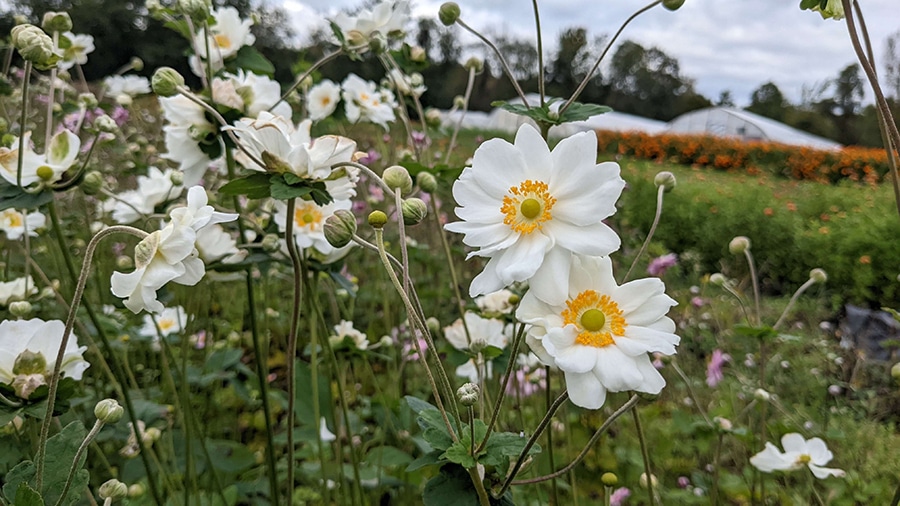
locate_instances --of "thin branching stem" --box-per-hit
[531,0,545,106]
[632,407,656,506]
[272,49,343,112]
[456,19,529,106]
[773,278,817,330]
[624,185,665,282]
[54,419,104,506]
[476,323,525,454]
[443,67,477,166]
[743,249,761,326]
[284,197,304,501]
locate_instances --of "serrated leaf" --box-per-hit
[423,426,454,452]
[480,345,504,360]
[558,102,613,123]
[207,440,255,474]
[480,431,541,469]
[229,46,275,77]
[219,173,271,198]
[2,421,88,506]
[423,465,515,506]
[308,186,333,206]
[442,441,476,468]
[13,483,44,506]
[269,176,316,201]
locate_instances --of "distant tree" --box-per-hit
[746,82,788,121]
[716,90,735,107]
[832,63,864,118]
[546,27,589,95]
[605,40,698,120]
[886,31,900,101]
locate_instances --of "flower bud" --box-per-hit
[601,472,618,487]
[94,114,118,134]
[261,233,281,252]
[127,483,146,498]
[13,350,47,375]
[453,95,466,109]
[8,301,32,317]
[368,31,387,53]
[713,416,732,432]
[98,479,128,501]
[410,45,426,62]
[438,2,461,26]
[891,362,900,382]
[457,382,479,406]
[324,209,357,248]
[179,0,210,21]
[151,67,185,97]
[78,92,99,109]
[36,165,54,181]
[368,210,388,229]
[142,427,162,445]
[709,273,727,286]
[809,268,827,283]
[41,11,73,33]
[728,236,750,255]
[169,171,183,186]
[130,57,144,72]
[654,171,676,192]
[663,0,685,11]
[426,317,441,335]
[346,29,367,48]
[81,171,104,195]
[464,57,483,74]
[401,198,428,226]
[11,24,57,67]
[382,165,413,195]
[115,255,133,270]
[417,171,438,194]
[753,388,770,402]
[639,473,658,489]
[95,399,125,424]
[424,108,442,128]
[134,231,160,269]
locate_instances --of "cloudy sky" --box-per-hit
[278,0,899,106]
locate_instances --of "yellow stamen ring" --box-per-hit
[500,180,555,234]
[294,203,323,230]
[561,290,626,348]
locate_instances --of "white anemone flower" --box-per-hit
[0,130,80,187]
[104,75,151,100]
[443,312,509,383]
[58,32,95,70]
[341,74,396,129]
[474,289,516,315]
[0,208,46,240]
[191,6,255,73]
[516,255,679,410]
[226,112,357,181]
[330,320,369,350]
[212,71,292,119]
[445,123,625,305]
[273,196,355,259]
[0,276,38,306]
[332,0,410,43]
[159,95,217,186]
[750,433,845,479]
[0,318,90,399]
[306,79,341,121]
[139,306,187,342]
[104,166,183,224]
[110,187,238,314]
[0,132,44,186]
[196,224,245,265]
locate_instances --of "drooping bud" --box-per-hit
[709,273,727,286]
[368,210,388,229]
[438,2,461,26]
[457,382,479,406]
[409,45,426,62]
[94,398,125,424]
[81,171,104,195]
[416,171,438,194]
[11,24,57,67]
[151,67,185,97]
[382,165,413,195]
[130,57,144,72]
[401,198,428,226]
[600,472,618,487]
[654,171,676,192]
[662,0,685,11]
[809,268,827,283]
[424,108,442,128]
[324,209,358,248]
[464,57,484,74]
[41,11,73,33]
[728,236,750,255]
[8,301,32,317]
[261,233,281,252]
[94,114,118,134]
[98,479,128,501]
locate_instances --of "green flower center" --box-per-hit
[580,309,606,332]
[302,213,316,224]
[520,198,541,220]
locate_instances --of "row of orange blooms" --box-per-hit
[594,130,890,184]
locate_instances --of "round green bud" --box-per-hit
[713,416,733,432]
[261,233,281,253]
[639,473,658,489]
[130,57,144,72]
[424,108,442,128]
[663,0,685,11]
[709,273,727,286]
[368,210,388,229]
[151,67,185,97]
[11,24,56,67]
[508,293,520,305]
[98,479,128,501]
[401,198,428,226]
[368,31,387,53]
[753,388,771,402]
[382,165,413,195]
[13,350,46,375]
[127,483,146,498]
[426,317,441,335]
[324,209,358,248]
[94,114,118,134]
[179,0,211,21]
[809,268,827,283]
[891,362,900,382]
[41,11,73,33]
[728,236,750,255]
[600,472,618,487]
[35,165,54,181]
[464,56,483,74]
[457,382,479,406]
[346,29,368,48]
[142,427,162,444]
[453,95,466,109]
[94,398,124,424]
[81,171,103,195]
[439,2,461,26]
[78,93,99,109]
[410,45,427,62]
[169,171,183,186]
[417,171,438,194]
[654,171,676,192]
[8,301,32,318]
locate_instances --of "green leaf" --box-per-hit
[0,180,53,211]
[442,441,475,468]
[229,46,275,77]
[163,18,193,40]
[480,345,504,361]
[329,21,346,46]
[365,446,413,467]
[558,102,613,123]
[423,425,455,453]
[480,431,541,469]
[423,464,515,506]
[406,450,444,472]
[269,176,329,202]
[293,360,332,427]
[733,324,778,341]
[207,440,255,474]
[2,421,88,506]
[491,101,555,124]
[205,348,244,372]
[404,395,437,415]
[13,483,44,506]
[219,173,271,199]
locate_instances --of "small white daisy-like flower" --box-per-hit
[332,0,410,44]
[341,74,396,129]
[139,306,187,344]
[0,276,38,306]
[306,79,341,121]
[443,312,509,383]
[330,320,369,350]
[58,32,95,70]
[159,95,218,187]
[0,208,46,241]
[750,433,845,479]
[104,75,151,100]
[273,195,356,260]
[104,166,183,224]
[445,123,625,305]
[0,318,90,399]
[516,255,679,410]
[191,6,255,72]
[474,289,516,315]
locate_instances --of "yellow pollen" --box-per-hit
[294,203,323,229]
[214,33,232,49]
[158,319,176,332]
[796,454,812,465]
[500,180,555,234]
[321,97,331,106]
[561,290,626,348]
[3,210,23,228]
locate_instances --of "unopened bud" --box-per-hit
[346,29,367,48]
[324,209,357,248]
[663,0,685,10]
[78,93,98,109]
[382,165,413,195]
[600,472,618,487]
[179,0,210,20]
[115,255,133,270]
[892,362,900,381]
[127,483,146,498]
[8,301,32,317]
[41,11,72,33]
[368,32,387,53]
[438,2,461,26]
[424,108,442,128]
[410,45,426,62]
[261,233,281,253]
[169,171,183,186]
[98,479,128,501]
[753,388,770,402]
[130,57,144,72]
[464,57,483,74]
[94,114,118,134]
[142,427,162,444]
[713,416,732,432]
[709,273,726,286]
[13,350,46,375]
[728,236,750,255]
[11,24,57,67]
[426,317,441,335]
[36,165,54,181]
[81,171,103,195]
[417,171,437,193]
[151,67,185,97]
[654,171,676,192]
[457,382,479,406]
[809,268,827,283]
[401,198,428,226]
[368,210,388,229]
[94,398,124,424]
[453,95,466,109]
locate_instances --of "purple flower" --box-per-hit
[411,130,430,148]
[691,296,706,307]
[706,349,731,387]
[677,476,690,489]
[402,337,428,362]
[610,487,630,506]
[647,253,678,277]
[358,148,380,165]
[111,105,130,126]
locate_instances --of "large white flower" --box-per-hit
[516,255,679,410]
[0,276,38,306]
[306,79,341,121]
[445,124,625,305]
[104,75,151,103]
[212,71,292,119]
[191,6,255,74]
[341,74,396,129]
[0,208,46,240]
[750,433,845,479]
[443,311,509,383]
[159,95,218,186]
[226,111,357,181]
[332,0,410,43]
[0,318,90,399]
[196,224,245,264]
[0,130,80,187]
[0,133,45,186]
[139,306,187,340]
[104,166,183,224]
[58,32,95,70]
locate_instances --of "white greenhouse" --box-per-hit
[665,107,841,149]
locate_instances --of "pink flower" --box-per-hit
[610,487,630,506]
[647,253,677,277]
[358,148,380,165]
[691,296,706,307]
[706,349,731,387]
[402,337,427,362]
[677,476,690,488]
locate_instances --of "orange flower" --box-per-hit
[859,255,871,264]
[786,202,797,212]
[764,208,774,216]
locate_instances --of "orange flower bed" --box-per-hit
[595,130,889,184]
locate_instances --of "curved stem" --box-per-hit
[773,278,816,330]
[670,360,712,426]
[50,132,100,191]
[443,67,477,166]
[54,419,104,506]
[632,407,656,506]
[272,50,343,112]
[284,197,304,501]
[16,61,31,190]
[476,323,525,453]
[743,249,761,326]
[531,0,545,106]
[456,19,529,106]
[623,185,665,282]
[45,32,58,148]
[559,0,662,116]
[35,225,149,490]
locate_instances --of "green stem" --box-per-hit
[632,407,656,506]
[443,67,477,166]
[623,185,665,282]
[53,419,104,506]
[531,0,545,106]
[773,278,816,330]
[429,196,473,347]
[711,432,723,506]
[743,249,761,326]
[284,198,303,499]
[272,49,343,112]
[477,323,525,453]
[545,367,559,505]
[15,61,31,191]
[455,19,529,106]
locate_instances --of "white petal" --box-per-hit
[514,124,552,180]
[468,138,527,198]
[750,443,792,472]
[805,438,834,465]
[564,370,607,410]
[620,326,680,355]
[781,433,808,454]
[492,233,551,285]
[547,220,620,257]
[615,278,667,314]
[594,347,644,392]
[526,247,571,306]
[809,464,845,479]
[469,256,505,297]
[633,354,666,394]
